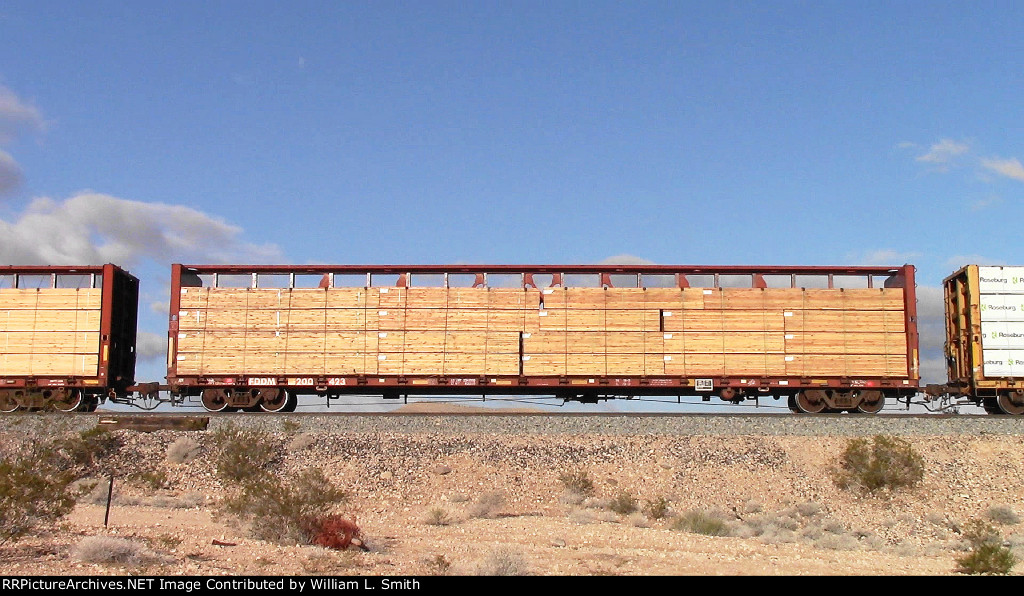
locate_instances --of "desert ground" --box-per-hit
[2,406,1023,577]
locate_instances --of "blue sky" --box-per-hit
[1,2,1022,412]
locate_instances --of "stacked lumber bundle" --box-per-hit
[523,286,906,377]
[0,289,102,376]
[176,286,536,376]
[175,284,909,379]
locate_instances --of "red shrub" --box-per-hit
[305,515,363,550]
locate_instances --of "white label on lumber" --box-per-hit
[980,295,1024,322]
[378,355,387,360]
[785,334,795,339]
[180,311,188,317]
[522,355,531,360]
[664,333,673,339]
[982,349,1024,377]
[979,266,1024,294]
[380,288,389,293]
[178,333,187,338]
[703,290,713,295]
[522,333,531,338]
[784,311,793,317]
[379,310,387,315]
[785,356,795,361]
[981,322,1024,349]
[539,311,548,316]
[663,311,672,316]
[378,332,387,338]
[664,355,672,361]
[543,289,554,294]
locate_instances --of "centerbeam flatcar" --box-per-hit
[165,263,920,413]
[0,264,139,412]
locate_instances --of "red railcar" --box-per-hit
[0,264,139,412]
[166,263,919,413]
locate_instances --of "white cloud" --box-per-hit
[914,285,946,385]
[599,254,656,265]
[136,331,167,361]
[0,192,282,266]
[0,86,45,144]
[0,86,46,196]
[945,255,1005,270]
[0,149,23,195]
[970,195,1002,211]
[847,249,921,266]
[915,139,969,167]
[980,157,1024,182]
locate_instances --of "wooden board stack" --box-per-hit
[175,285,909,379]
[0,289,102,376]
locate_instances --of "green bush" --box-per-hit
[219,467,349,545]
[672,510,732,537]
[956,520,1017,575]
[211,423,278,484]
[0,440,79,544]
[832,435,924,493]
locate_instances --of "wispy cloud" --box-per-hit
[0,86,46,196]
[945,254,1005,270]
[847,249,921,266]
[914,139,969,168]
[0,192,282,266]
[970,195,1002,211]
[0,86,45,143]
[0,149,23,195]
[599,254,656,265]
[980,157,1024,182]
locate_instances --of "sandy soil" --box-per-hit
[2,409,1022,577]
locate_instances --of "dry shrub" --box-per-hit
[474,547,529,576]
[987,505,1021,526]
[558,470,595,497]
[166,437,202,464]
[211,423,278,483]
[72,536,170,567]
[672,510,733,537]
[423,507,454,526]
[643,497,670,520]
[219,467,349,545]
[424,554,452,576]
[468,491,506,519]
[607,491,638,515]
[287,433,317,452]
[831,435,924,494]
[305,515,363,551]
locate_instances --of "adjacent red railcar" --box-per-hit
[0,264,139,412]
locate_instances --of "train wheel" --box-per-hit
[281,391,298,412]
[855,391,885,414]
[787,395,802,413]
[258,388,289,413]
[0,390,19,413]
[795,390,827,414]
[51,389,84,412]
[996,393,1024,415]
[983,397,1003,414]
[201,389,229,412]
